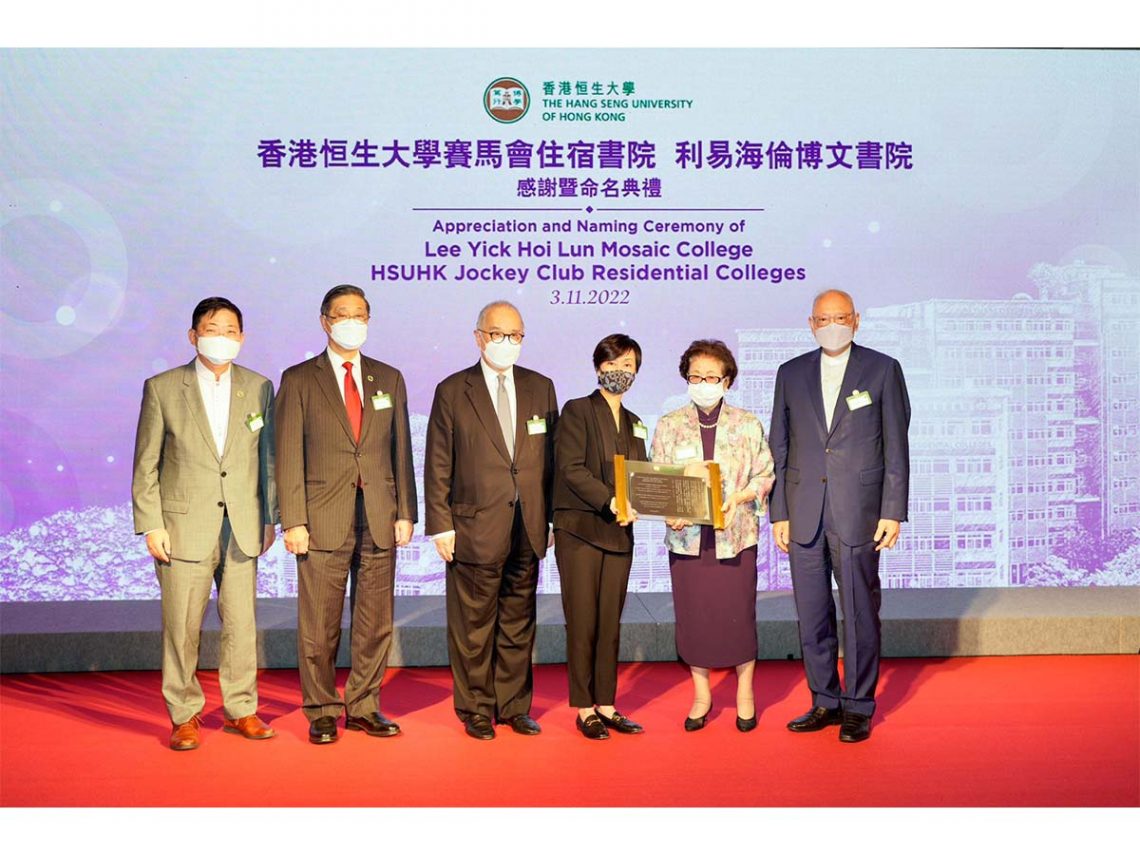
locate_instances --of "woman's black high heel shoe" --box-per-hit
[684,700,712,732]
[736,697,757,732]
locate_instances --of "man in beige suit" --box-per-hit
[276,284,417,745]
[132,297,277,751]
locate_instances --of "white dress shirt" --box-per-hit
[195,357,231,456]
[326,346,363,404]
[820,346,851,430]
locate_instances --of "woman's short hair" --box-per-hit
[593,333,643,372]
[678,339,738,386]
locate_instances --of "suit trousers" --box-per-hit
[156,514,258,724]
[296,489,394,721]
[788,493,882,717]
[554,530,632,708]
[446,504,538,721]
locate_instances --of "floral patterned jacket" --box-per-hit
[649,401,775,559]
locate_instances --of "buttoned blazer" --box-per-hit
[424,362,558,564]
[552,390,647,552]
[274,351,417,551]
[132,360,276,561]
[768,342,911,545]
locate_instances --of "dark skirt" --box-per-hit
[669,541,758,669]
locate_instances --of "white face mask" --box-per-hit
[196,335,241,365]
[688,381,725,409]
[483,338,521,369]
[814,322,854,352]
[329,318,368,351]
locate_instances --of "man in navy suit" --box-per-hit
[769,289,911,743]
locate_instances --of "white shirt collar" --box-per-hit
[479,355,514,386]
[194,356,232,383]
[327,346,360,370]
[820,346,852,367]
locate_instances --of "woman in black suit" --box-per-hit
[553,334,648,740]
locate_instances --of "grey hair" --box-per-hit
[476,300,523,330]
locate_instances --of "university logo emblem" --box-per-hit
[484,78,530,123]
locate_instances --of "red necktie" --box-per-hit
[343,361,362,443]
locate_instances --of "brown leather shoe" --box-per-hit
[223,714,276,740]
[170,714,202,751]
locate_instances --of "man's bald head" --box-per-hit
[811,289,856,318]
[808,289,860,355]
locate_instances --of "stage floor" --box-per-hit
[2,656,1137,807]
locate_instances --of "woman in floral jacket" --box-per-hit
[650,339,774,732]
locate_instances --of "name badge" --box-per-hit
[526,415,547,435]
[245,413,264,432]
[846,389,873,411]
[371,392,393,411]
[632,421,648,440]
[675,443,699,461]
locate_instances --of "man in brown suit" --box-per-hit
[425,300,558,740]
[275,284,417,744]
[132,296,277,750]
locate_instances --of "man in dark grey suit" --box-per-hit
[276,284,417,745]
[132,297,277,750]
[769,289,911,743]
[424,300,558,740]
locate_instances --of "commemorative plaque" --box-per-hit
[613,455,725,529]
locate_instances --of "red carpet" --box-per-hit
[1,656,1136,807]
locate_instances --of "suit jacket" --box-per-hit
[649,400,774,559]
[424,362,558,564]
[132,360,276,562]
[552,390,648,553]
[768,342,911,546]
[274,351,417,551]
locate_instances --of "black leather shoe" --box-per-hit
[308,715,338,744]
[838,711,872,743]
[786,706,842,732]
[346,712,401,737]
[500,714,542,735]
[684,701,712,732]
[575,713,610,740]
[595,709,644,735]
[464,714,495,740]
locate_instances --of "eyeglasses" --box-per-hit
[687,375,724,385]
[479,329,524,345]
[324,312,370,323]
[811,313,853,326]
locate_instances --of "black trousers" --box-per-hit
[297,489,394,721]
[446,505,538,721]
[555,530,633,708]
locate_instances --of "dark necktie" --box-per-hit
[343,361,362,442]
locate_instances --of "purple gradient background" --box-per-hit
[1,49,1137,601]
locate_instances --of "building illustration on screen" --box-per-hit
[735,262,1140,591]
[0,262,1137,602]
